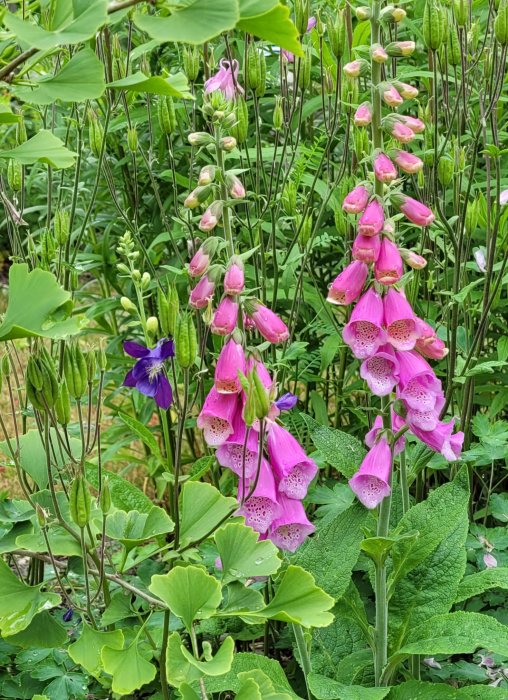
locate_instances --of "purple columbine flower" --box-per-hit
[123,339,174,409]
[63,608,74,622]
[275,392,298,411]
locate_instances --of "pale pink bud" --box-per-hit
[211,297,239,335]
[381,84,404,107]
[385,118,415,143]
[198,165,216,185]
[373,153,398,183]
[394,194,435,227]
[393,150,423,174]
[190,274,215,309]
[415,319,448,360]
[401,249,427,270]
[354,102,373,127]
[199,201,224,231]
[358,198,384,237]
[343,185,370,214]
[371,44,388,63]
[353,233,381,263]
[189,247,210,277]
[224,257,245,295]
[393,40,416,56]
[227,173,246,199]
[401,115,425,133]
[343,60,362,78]
[484,553,497,569]
[396,82,419,99]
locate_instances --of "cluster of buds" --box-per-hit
[327,11,463,510]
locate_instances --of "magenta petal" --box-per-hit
[123,340,150,358]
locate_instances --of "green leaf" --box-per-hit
[101,639,156,696]
[221,582,265,614]
[236,677,263,700]
[215,522,281,580]
[178,685,201,700]
[104,506,174,550]
[310,611,368,682]
[455,567,508,602]
[302,414,365,479]
[16,525,82,557]
[0,110,21,124]
[204,653,297,697]
[0,559,60,636]
[319,334,342,373]
[4,0,108,50]
[166,633,234,687]
[107,71,192,98]
[308,674,389,700]
[179,481,237,547]
[134,0,239,44]
[294,503,368,599]
[237,670,293,699]
[85,464,153,513]
[117,412,162,459]
[68,622,124,676]
[388,681,508,699]
[237,2,303,57]
[0,131,76,169]
[6,611,66,649]
[0,264,81,341]
[13,49,105,104]
[149,565,222,630]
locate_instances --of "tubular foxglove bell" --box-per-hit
[366,412,406,455]
[211,297,239,335]
[383,288,420,351]
[247,301,289,344]
[237,458,281,532]
[392,194,435,226]
[415,319,449,359]
[358,199,384,236]
[266,422,318,500]
[268,495,315,552]
[373,153,398,183]
[374,238,403,285]
[197,387,238,446]
[395,349,443,413]
[354,102,373,127]
[190,274,215,309]
[381,83,404,107]
[353,233,381,263]
[343,287,386,359]
[349,438,392,509]
[400,115,425,133]
[410,418,464,462]
[216,411,259,479]
[215,338,246,394]
[199,201,224,232]
[327,260,369,306]
[343,185,370,214]
[360,344,400,397]
[224,257,245,295]
[393,150,423,173]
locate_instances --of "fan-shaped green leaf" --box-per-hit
[215,522,281,580]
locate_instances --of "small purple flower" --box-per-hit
[275,392,298,411]
[63,608,74,622]
[123,339,174,409]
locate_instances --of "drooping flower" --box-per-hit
[474,249,487,273]
[393,150,423,174]
[385,118,415,143]
[349,437,392,509]
[268,495,315,552]
[484,553,498,569]
[396,81,419,99]
[247,301,289,344]
[227,174,246,199]
[354,102,373,127]
[410,418,464,462]
[358,198,384,237]
[215,338,246,394]
[199,201,224,232]
[343,185,371,214]
[275,392,298,411]
[204,59,244,100]
[211,297,239,335]
[366,412,406,455]
[373,153,398,183]
[343,60,363,78]
[374,238,403,285]
[371,44,389,63]
[396,349,443,413]
[267,422,318,500]
[353,233,381,263]
[400,115,425,133]
[216,410,259,479]
[360,344,399,396]
[415,319,448,360]
[383,288,420,351]
[237,458,281,532]
[327,260,369,306]
[224,257,245,295]
[123,339,174,409]
[401,249,427,269]
[190,274,215,309]
[189,247,210,277]
[393,194,435,227]
[406,394,444,432]
[381,83,404,107]
[197,387,238,446]
[343,287,386,359]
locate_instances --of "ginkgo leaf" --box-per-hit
[68,622,124,676]
[101,640,156,695]
[215,522,281,580]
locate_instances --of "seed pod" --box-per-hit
[54,209,70,246]
[168,284,179,336]
[88,110,104,158]
[328,9,347,58]
[16,119,27,145]
[41,230,56,268]
[2,354,10,378]
[273,96,284,131]
[100,477,111,514]
[183,45,200,81]
[157,287,170,337]
[7,159,22,192]
[256,49,267,98]
[246,42,261,92]
[298,213,313,248]
[157,95,177,135]
[465,199,479,234]
[298,45,312,91]
[98,346,107,371]
[229,96,248,144]
[453,0,467,26]
[437,155,454,186]
[64,345,86,399]
[127,127,138,153]
[27,356,44,392]
[281,181,297,216]
[55,380,71,426]
[495,0,508,45]
[423,0,446,50]
[295,0,310,35]
[175,312,197,369]
[447,27,461,66]
[70,476,91,529]
[40,354,59,408]
[86,351,96,382]
[334,208,347,236]
[36,504,47,529]
[252,367,271,419]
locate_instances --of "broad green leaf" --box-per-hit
[215,522,281,580]
[0,131,76,169]
[13,49,105,104]
[308,674,389,700]
[236,677,263,700]
[180,635,234,675]
[221,582,265,614]
[134,0,239,44]
[117,412,161,459]
[204,652,297,697]
[104,506,174,549]
[166,633,234,687]
[0,559,60,636]
[179,481,237,547]
[7,611,66,649]
[0,521,33,554]
[32,696,50,700]
[0,264,81,341]
[388,681,508,699]
[237,670,293,700]
[237,3,303,57]
[149,565,222,630]
[455,567,508,602]
[178,685,201,700]
[302,414,365,479]
[68,622,124,676]
[393,611,508,661]
[101,591,137,626]
[86,464,153,513]
[16,525,82,557]
[107,71,192,98]
[310,610,368,682]
[0,111,21,124]
[101,640,156,695]
[294,503,368,599]
[0,499,34,523]
[4,0,108,50]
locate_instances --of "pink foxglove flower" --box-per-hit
[415,319,448,360]
[400,115,425,133]
[396,82,419,99]
[343,287,386,359]
[343,185,370,214]
[327,260,369,306]
[353,233,381,263]
[381,84,404,107]
[227,174,246,199]
[211,297,239,335]
[216,411,259,479]
[396,349,443,413]
[307,16,317,30]
[248,302,289,344]
[393,150,423,174]
[354,102,373,127]
[374,153,397,183]
[224,257,245,295]
[410,418,464,462]
[383,288,420,351]
[406,394,444,432]
[387,120,415,143]
[204,59,244,100]
[189,247,210,277]
[360,344,400,397]
[246,356,274,390]
[190,274,215,309]
[358,199,384,237]
[267,423,318,499]
[215,338,246,394]
[374,238,403,285]
[237,459,281,532]
[268,495,315,552]
[199,201,224,231]
[344,60,363,77]
[349,437,392,509]
[394,195,435,227]
[197,387,238,446]
[366,412,406,455]
[401,249,427,269]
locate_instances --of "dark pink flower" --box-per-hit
[343,185,370,214]
[343,288,386,359]
[360,344,399,396]
[358,199,384,237]
[237,458,281,532]
[211,297,239,335]
[415,319,448,360]
[383,288,420,351]
[267,423,318,500]
[374,238,403,285]
[327,260,369,306]
[197,387,238,446]
[190,274,215,309]
[215,338,246,394]
[410,418,464,462]
[268,495,315,552]
[353,233,381,263]
[248,302,289,344]
[349,437,392,509]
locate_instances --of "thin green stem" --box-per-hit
[293,623,313,700]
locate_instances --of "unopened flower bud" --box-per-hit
[371,43,388,63]
[141,271,151,290]
[199,200,224,231]
[385,40,416,57]
[400,249,428,269]
[146,316,159,336]
[224,256,245,295]
[121,296,136,312]
[273,95,284,131]
[184,184,213,209]
[380,5,407,22]
[356,6,371,20]
[354,102,373,127]
[198,165,216,186]
[343,59,369,78]
[219,136,237,152]
[226,173,246,199]
[188,131,214,147]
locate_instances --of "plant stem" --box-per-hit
[292,623,313,700]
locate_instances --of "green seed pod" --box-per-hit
[98,346,107,371]
[7,159,22,192]
[246,42,261,92]
[157,95,177,135]
[447,27,461,66]
[298,213,313,248]
[495,0,508,45]
[183,45,200,82]
[281,181,297,216]
[298,45,312,91]
[168,284,179,337]
[27,356,44,392]
[88,110,104,158]
[468,20,480,51]
[157,287,170,337]
[16,119,27,145]
[453,0,468,26]
[36,504,47,529]
[41,230,56,268]
[256,49,267,98]
[86,351,96,382]
[100,477,111,514]
[328,9,347,58]
[334,208,347,236]
[273,95,284,131]
[55,380,71,426]
[175,312,197,369]
[2,354,10,378]
[465,199,479,234]
[295,0,310,35]
[64,346,84,399]
[54,209,70,246]
[437,155,454,186]
[423,0,446,50]
[252,367,271,419]
[229,96,248,144]
[40,354,59,408]
[127,127,138,153]
[70,476,91,529]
